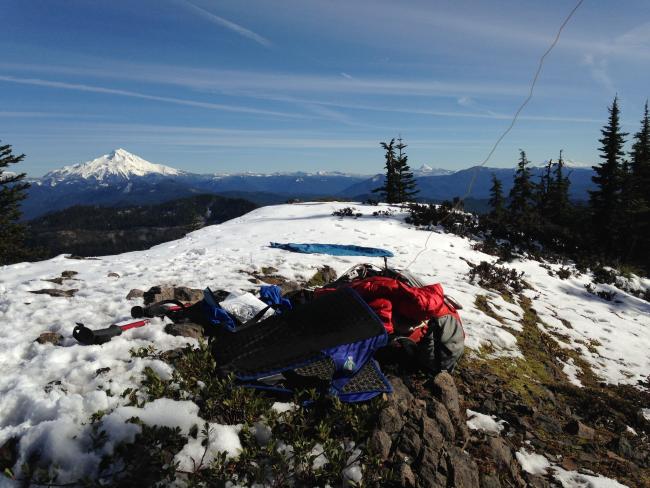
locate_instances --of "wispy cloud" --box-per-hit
[301,103,361,127]
[0,67,600,125]
[237,92,602,124]
[0,111,91,118]
[340,72,353,80]
[581,54,615,93]
[457,96,473,108]
[177,0,271,47]
[605,21,650,57]
[335,1,650,62]
[0,61,532,98]
[12,121,489,150]
[0,75,301,118]
[579,22,650,93]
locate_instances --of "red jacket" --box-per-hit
[316,276,461,343]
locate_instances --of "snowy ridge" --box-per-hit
[0,202,648,484]
[562,159,594,169]
[42,149,183,183]
[0,171,17,182]
[413,163,454,176]
[535,158,594,169]
[209,169,370,178]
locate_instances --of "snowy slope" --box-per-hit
[534,158,594,169]
[412,164,454,176]
[42,148,183,183]
[0,171,17,182]
[1,202,649,483]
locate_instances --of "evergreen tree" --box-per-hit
[619,159,634,246]
[536,159,553,218]
[508,150,536,228]
[372,139,398,203]
[589,96,627,254]
[0,142,30,265]
[630,101,650,203]
[393,137,419,203]
[548,150,571,225]
[629,101,650,268]
[488,173,506,222]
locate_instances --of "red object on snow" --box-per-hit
[316,276,462,343]
[118,319,150,331]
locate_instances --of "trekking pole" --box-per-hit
[73,318,151,345]
[130,300,185,319]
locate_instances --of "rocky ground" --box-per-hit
[127,283,650,486]
[3,277,649,487]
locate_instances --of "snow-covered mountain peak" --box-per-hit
[43,149,183,183]
[563,159,594,169]
[535,158,594,170]
[413,164,454,176]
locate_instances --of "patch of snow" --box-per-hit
[276,440,294,459]
[553,467,628,487]
[342,448,363,485]
[310,443,328,470]
[489,295,524,323]
[271,402,297,414]
[561,358,584,387]
[12,398,240,482]
[516,448,550,475]
[466,409,506,434]
[175,422,242,472]
[102,398,201,438]
[539,452,628,486]
[642,408,650,421]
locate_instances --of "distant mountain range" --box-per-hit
[22,149,597,219]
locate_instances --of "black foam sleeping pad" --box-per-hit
[211,287,385,378]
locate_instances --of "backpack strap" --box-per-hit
[240,303,283,327]
[434,318,443,372]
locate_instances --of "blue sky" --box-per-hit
[1,0,650,176]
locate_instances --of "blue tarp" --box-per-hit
[269,242,394,257]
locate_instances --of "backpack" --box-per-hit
[321,263,465,373]
[209,287,392,403]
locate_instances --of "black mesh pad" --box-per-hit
[341,360,389,394]
[294,357,336,380]
[211,288,384,378]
